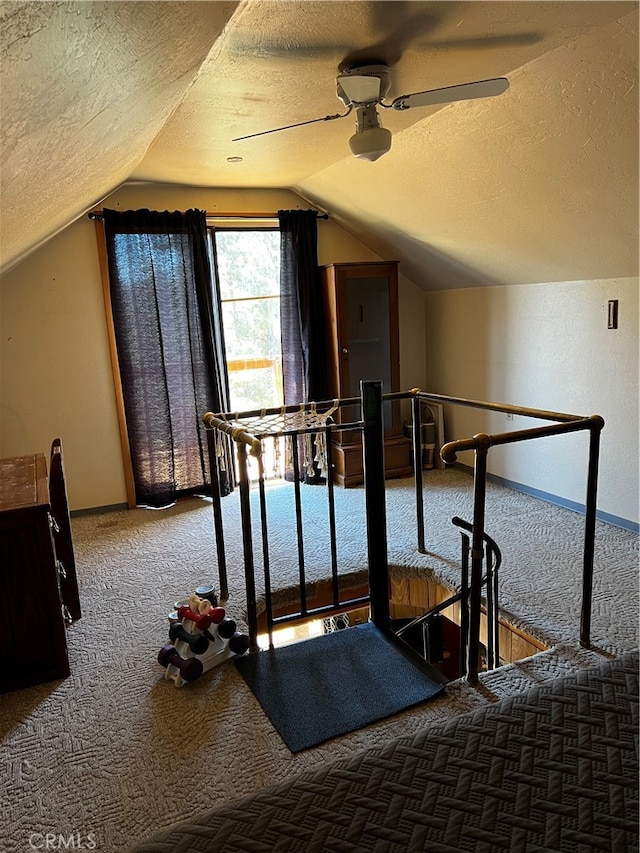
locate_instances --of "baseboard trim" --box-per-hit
[71,503,128,518]
[453,464,638,533]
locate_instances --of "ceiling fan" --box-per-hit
[233,63,509,162]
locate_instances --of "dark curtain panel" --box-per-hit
[278,210,328,406]
[279,209,328,482]
[103,208,233,508]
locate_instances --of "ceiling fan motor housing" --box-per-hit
[336,63,391,107]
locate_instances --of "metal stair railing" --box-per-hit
[395,517,502,677]
[406,390,604,681]
[204,387,604,683]
[203,381,391,652]
[204,391,380,605]
[452,516,501,672]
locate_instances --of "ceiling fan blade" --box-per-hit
[391,77,508,111]
[232,109,351,142]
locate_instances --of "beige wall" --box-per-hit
[0,184,427,509]
[426,277,639,525]
[0,215,126,510]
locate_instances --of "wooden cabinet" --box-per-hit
[0,449,79,693]
[321,261,412,487]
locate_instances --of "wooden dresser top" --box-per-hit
[0,454,49,513]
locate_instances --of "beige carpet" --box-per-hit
[1,469,637,852]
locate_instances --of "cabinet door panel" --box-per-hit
[342,274,393,429]
[321,262,412,486]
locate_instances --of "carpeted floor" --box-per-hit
[1,469,637,852]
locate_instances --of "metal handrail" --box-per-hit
[410,389,583,423]
[203,391,382,650]
[440,418,602,461]
[435,414,604,681]
[203,412,262,457]
[452,517,502,672]
[206,391,406,424]
[395,517,502,676]
[204,388,604,683]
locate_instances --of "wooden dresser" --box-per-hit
[0,448,79,692]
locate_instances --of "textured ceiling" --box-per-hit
[1,1,638,286]
[0,1,240,271]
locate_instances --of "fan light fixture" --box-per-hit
[348,105,392,161]
[349,125,392,161]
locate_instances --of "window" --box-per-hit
[98,209,320,504]
[213,229,283,413]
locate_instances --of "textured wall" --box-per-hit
[425,277,639,525]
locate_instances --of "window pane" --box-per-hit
[216,230,280,299]
[221,297,281,363]
[214,227,284,416]
[228,367,282,412]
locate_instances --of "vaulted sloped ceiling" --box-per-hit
[1,1,638,287]
[298,10,639,287]
[0,0,240,271]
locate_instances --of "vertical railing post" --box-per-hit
[468,434,490,683]
[580,416,604,647]
[459,531,470,677]
[485,544,496,670]
[257,455,274,650]
[411,392,426,553]
[205,427,228,603]
[291,433,307,616]
[325,423,340,608]
[488,544,500,669]
[237,442,259,652]
[362,380,390,631]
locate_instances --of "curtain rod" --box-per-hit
[87,210,329,220]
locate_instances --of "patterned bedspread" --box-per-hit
[131,651,638,852]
